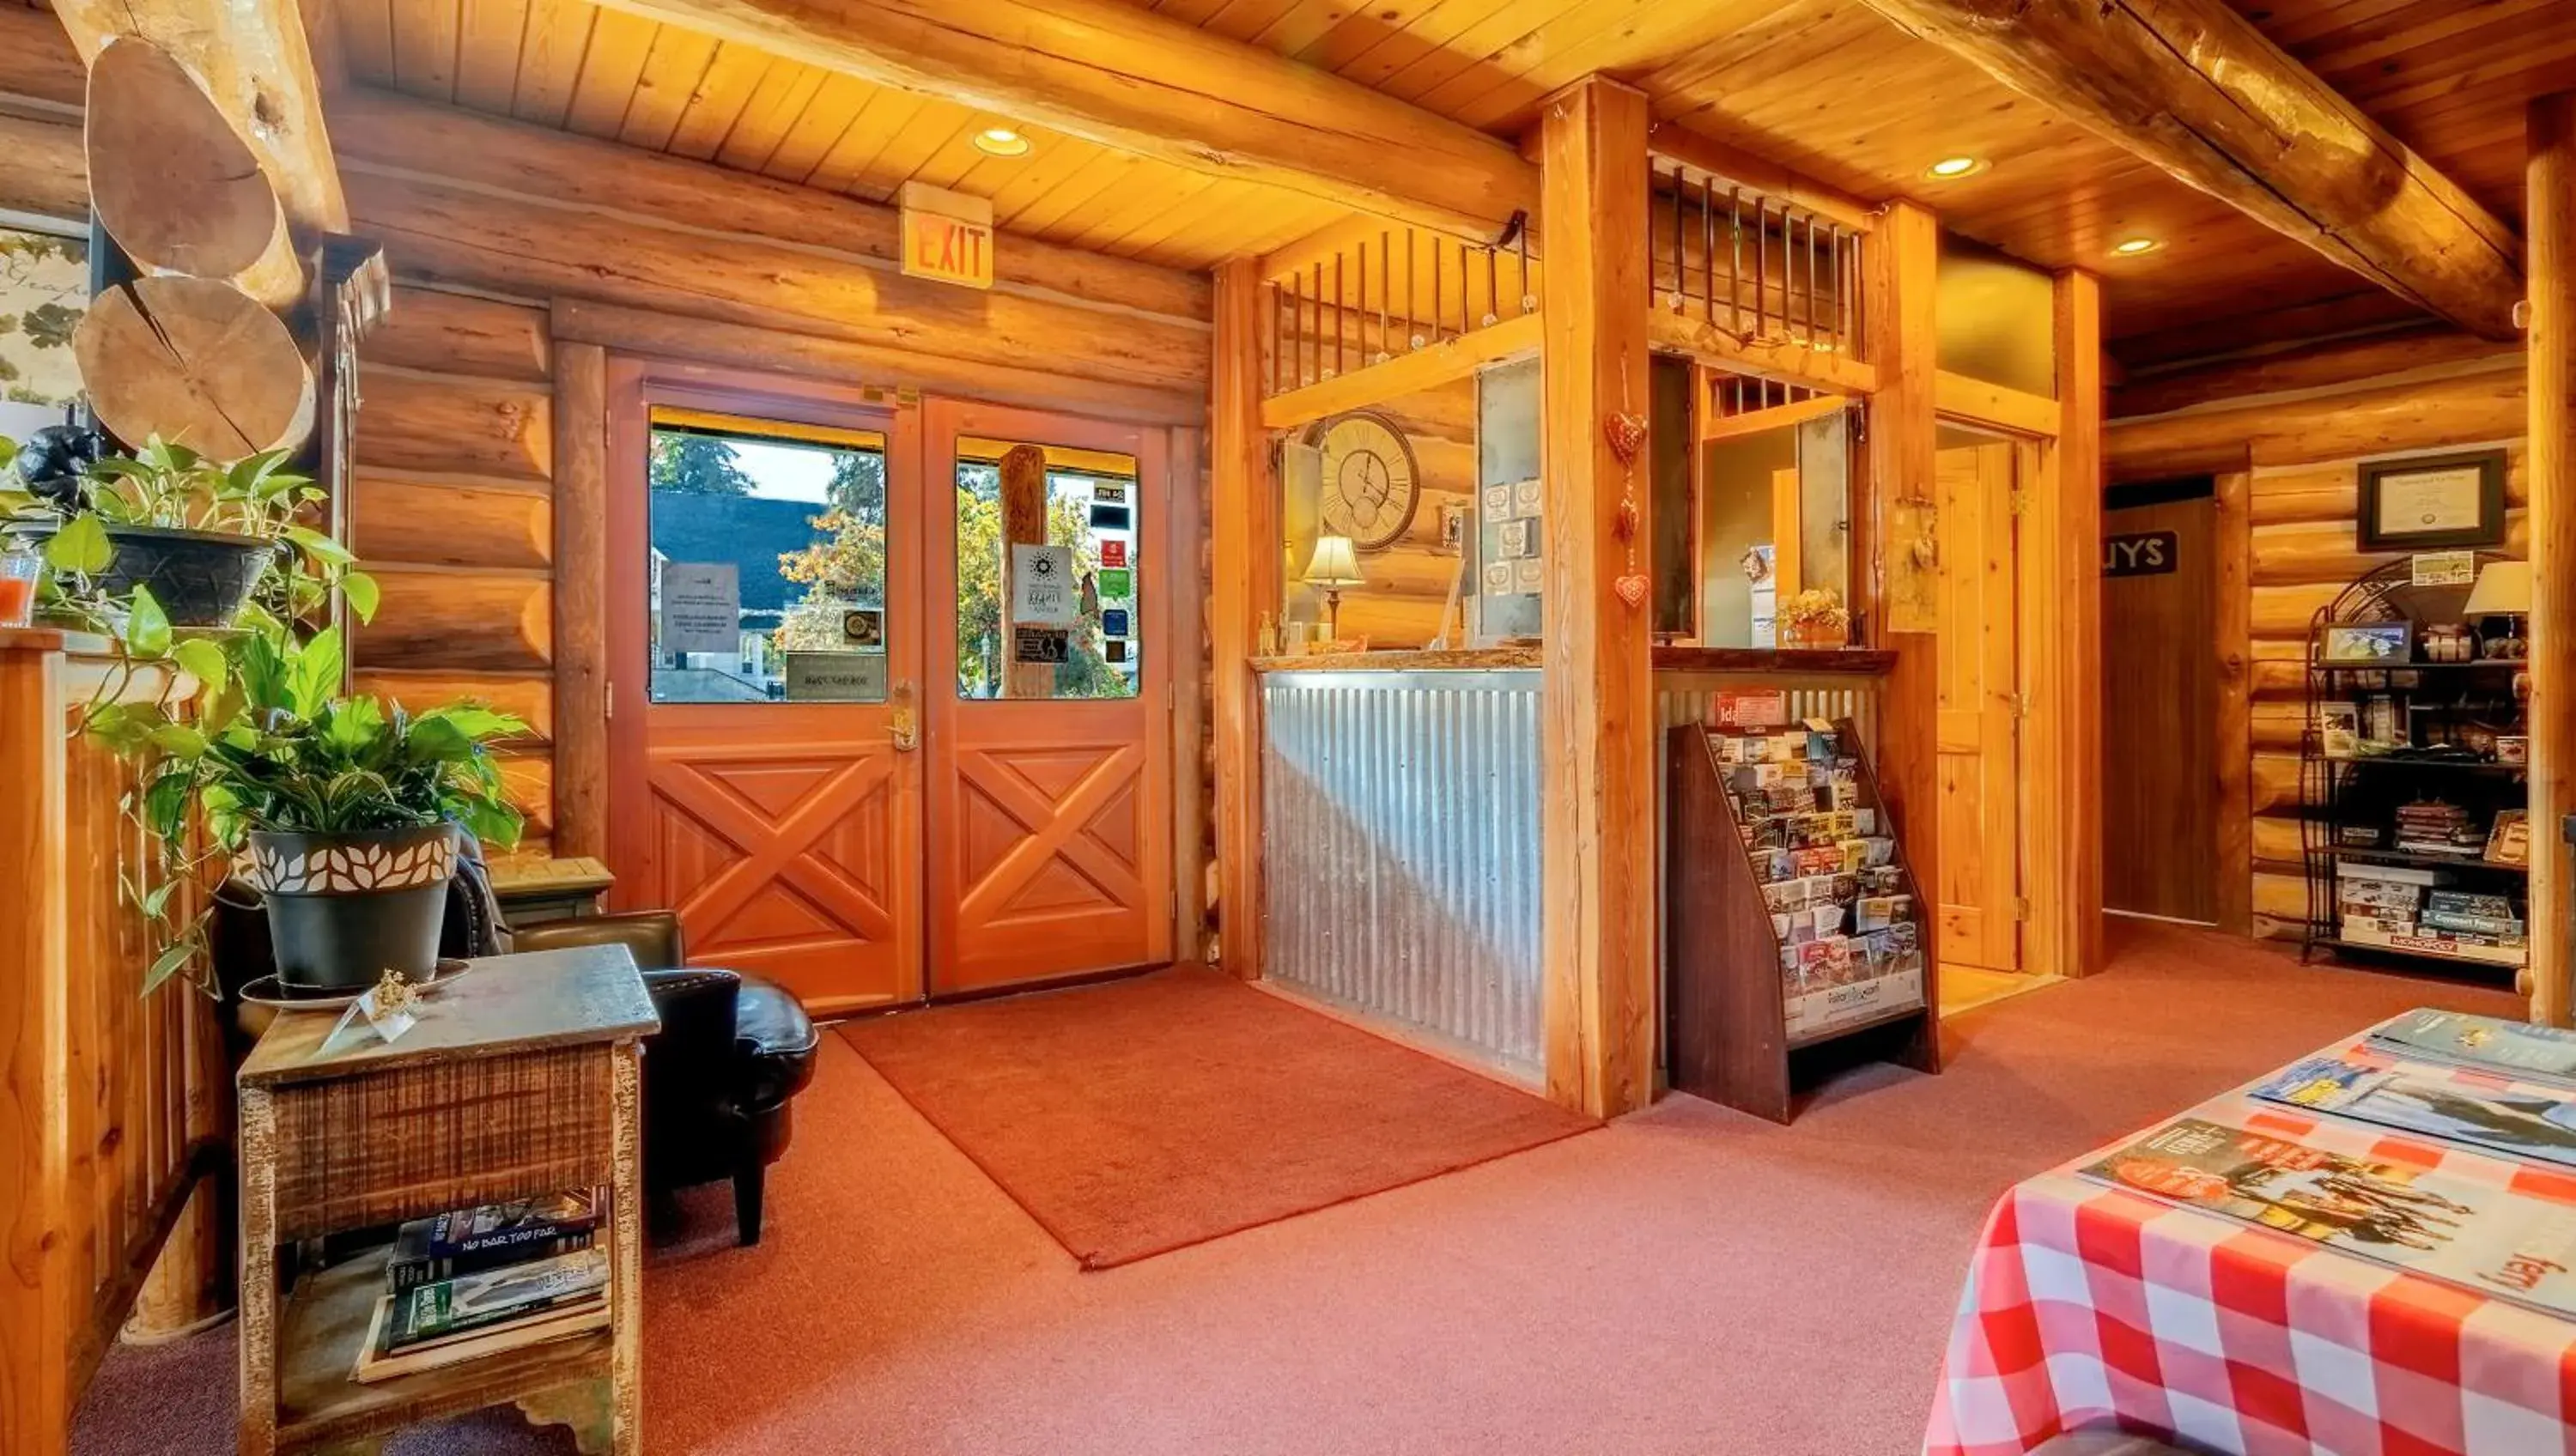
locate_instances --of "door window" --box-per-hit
[645,408,890,704]
[951,436,1140,701]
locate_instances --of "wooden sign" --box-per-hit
[899,182,994,289]
[2103,531,2178,578]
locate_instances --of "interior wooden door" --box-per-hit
[2102,492,2218,923]
[605,366,924,1016]
[921,400,1174,995]
[1934,437,2022,973]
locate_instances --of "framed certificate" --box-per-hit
[2357,450,2505,550]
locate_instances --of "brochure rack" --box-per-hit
[1665,719,1939,1122]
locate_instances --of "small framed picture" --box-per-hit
[2358,450,2506,550]
[2322,621,2412,664]
[2316,704,2361,760]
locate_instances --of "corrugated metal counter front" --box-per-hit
[1259,669,1543,1084]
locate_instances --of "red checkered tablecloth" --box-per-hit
[1923,1041,2576,1456]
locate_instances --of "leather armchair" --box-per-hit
[509,913,820,1245]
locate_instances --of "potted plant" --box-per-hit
[1,430,371,628]
[1779,587,1850,650]
[90,623,526,992]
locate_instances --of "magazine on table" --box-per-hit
[2367,1009,2576,1086]
[2080,1117,2576,1320]
[2252,1051,2576,1169]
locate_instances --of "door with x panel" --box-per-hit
[605,368,924,1016]
[923,400,1174,995]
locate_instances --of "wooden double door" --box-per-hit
[605,366,1174,1016]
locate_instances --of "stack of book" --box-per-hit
[354,1191,609,1384]
[2392,799,2482,857]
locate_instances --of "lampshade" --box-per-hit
[2465,561,2530,617]
[1302,535,1365,589]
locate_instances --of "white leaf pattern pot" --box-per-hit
[245,823,459,992]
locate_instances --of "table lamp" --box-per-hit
[1302,535,1365,644]
[2464,560,2530,659]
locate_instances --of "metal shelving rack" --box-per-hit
[2299,555,2529,975]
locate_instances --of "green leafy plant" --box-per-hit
[3,434,512,992]
[86,623,527,992]
[1,434,380,630]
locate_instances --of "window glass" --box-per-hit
[953,437,1139,701]
[647,409,889,704]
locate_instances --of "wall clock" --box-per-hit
[1311,411,1420,553]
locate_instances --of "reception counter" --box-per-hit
[1252,646,1892,1086]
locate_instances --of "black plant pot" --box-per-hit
[246,824,459,993]
[3,519,276,626]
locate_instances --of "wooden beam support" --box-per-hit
[1699,392,1846,446]
[551,342,609,860]
[2106,360,2529,481]
[0,634,70,1456]
[1936,370,2062,440]
[2031,268,2104,978]
[1857,0,2522,339]
[330,88,1206,325]
[52,0,347,235]
[2531,91,2576,1026]
[593,0,1537,242]
[2213,466,2254,937]
[1260,313,1542,432]
[1649,311,1877,397]
[1862,199,1941,1017]
[1537,76,1654,1119]
[1208,259,1276,981]
[2112,326,2526,421]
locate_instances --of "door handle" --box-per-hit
[890,678,919,752]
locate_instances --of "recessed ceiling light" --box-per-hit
[2111,236,2162,256]
[974,126,1032,158]
[1923,155,1987,180]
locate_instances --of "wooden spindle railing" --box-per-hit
[2,628,228,1456]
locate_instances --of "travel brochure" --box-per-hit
[2080,1118,2576,1320]
[2367,1008,2576,1083]
[2251,1051,2576,1169]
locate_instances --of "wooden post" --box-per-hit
[1166,424,1211,964]
[553,341,611,858]
[2213,466,2255,937]
[1208,259,1278,979]
[0,630,71,1456]
[2531,91,2576,1026]
[1863,202,1942,985]
[997,445,1054,699]
[2038,268,2105,977]
[1537,76,1655,1119]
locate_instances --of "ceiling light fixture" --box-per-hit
[975,126,1032,158]
[1923,155,1987,180]
[2111,236,2161,256]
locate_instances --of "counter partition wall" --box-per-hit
[1255,652,1891,1087]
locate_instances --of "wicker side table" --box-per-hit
[235,945,659,1456]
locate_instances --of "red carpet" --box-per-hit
[836,966,1598,1267]
[75,923,2527,1456]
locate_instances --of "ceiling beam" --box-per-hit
[51,0,347,234]
[592,0,1538,242]
[1856,0,2523,340]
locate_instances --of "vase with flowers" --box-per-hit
[1779,587,1850,650]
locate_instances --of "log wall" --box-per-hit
[322,86,1216,858]
[1294,379,1478,650]
[2109,351,2528,941]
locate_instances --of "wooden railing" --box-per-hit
[3,628,228,1456]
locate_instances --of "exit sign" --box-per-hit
[900,182,993,289]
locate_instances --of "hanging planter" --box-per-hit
[1,518,274,627]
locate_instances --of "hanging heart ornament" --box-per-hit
[1613,573,1649,609]
[1615,498,1640,541]
[1603,411,1649,468]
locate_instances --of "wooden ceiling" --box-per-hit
[339,0,2576,361]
